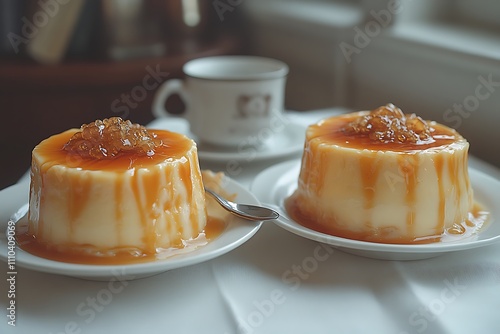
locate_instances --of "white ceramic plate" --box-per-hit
[0,177,262,281]
[147,117,305,162]
[251,160,500,260]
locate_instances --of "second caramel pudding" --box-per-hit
[287,104,474,243]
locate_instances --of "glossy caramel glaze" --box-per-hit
[33,129,192,171]
[309,112,458,152]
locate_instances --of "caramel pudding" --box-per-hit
[286,104,487,244]
[22,117,214,263]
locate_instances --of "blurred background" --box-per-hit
[1,0,499,189]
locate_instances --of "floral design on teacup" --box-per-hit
[237,94,271,118]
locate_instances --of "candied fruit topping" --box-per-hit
[63,117,162,159]
[342,103,434,144]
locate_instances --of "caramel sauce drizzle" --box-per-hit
[179,159,198,237]
[359,155,381,230]
[434,154,446,232]
[398,154,419,236]
[309,115,458,152]
[114,176,124,245]
[34,129,192,171]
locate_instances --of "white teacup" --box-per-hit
[152,56,289,147]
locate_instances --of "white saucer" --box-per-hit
[147,117,305,162]
[0,177,262,281]
[251,160,500,261]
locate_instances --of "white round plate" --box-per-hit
[0,177,262,281]
[251,160,500,261]
[147,116,305,162]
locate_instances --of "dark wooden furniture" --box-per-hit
[0,34,241,189]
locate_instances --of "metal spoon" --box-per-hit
[205,187,279,221]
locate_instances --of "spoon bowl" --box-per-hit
[205,187,279,221]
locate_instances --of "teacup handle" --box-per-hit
[152,79,189,119]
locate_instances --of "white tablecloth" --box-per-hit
[2,109,500,334]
